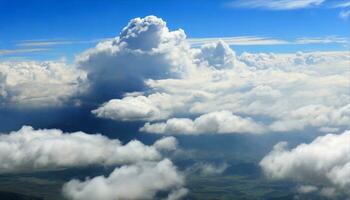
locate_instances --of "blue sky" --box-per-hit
[0,0,349,61]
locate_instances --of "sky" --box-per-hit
[0,1,350,200]
[1,0,349,61]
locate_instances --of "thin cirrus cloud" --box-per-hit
[339,10,350,19]
[15,38,110,47]
[187,36,289,46]
[0,48,50,55]
[225,0,325,10]
[188,36,349,46]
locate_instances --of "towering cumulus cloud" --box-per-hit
[78,15,195,102]
[0,60,86,106]
[260,130,350,197]
[63,159,187,200]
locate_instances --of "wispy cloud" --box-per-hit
[226,0,325,10]
[0,48,50,55]
[339,10,350,19]
[187,36,349,46]
[295,36,349,44]
[331,0,350,8]
[187,36,289,46]
[16,38,110,47]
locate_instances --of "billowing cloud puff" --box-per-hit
[140,111,266,135]
[91,93,182,121]
[153,136,178,151]
[260,130,350,196]
[0,60,87,106]
[0,126,179,173]
[62,159,187,200]
[196,40,236,69]
[77,15,195,101]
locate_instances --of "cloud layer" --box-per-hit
[92,17,349,135]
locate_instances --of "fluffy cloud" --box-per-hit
[153,136,178,151]
[0,60,87,106]
[195,40,236,69]
[63,159,187,200]
[260,130,350,196]
[0,126,180,173]
[140,111,266,135]
[92,93,182,121]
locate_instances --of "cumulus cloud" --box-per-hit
[260,130,350,196]
[0,60,87,106]
[140,111,266,135]
[63,159,187,200]
[0,126,180,173]
[153,136,178,151]
[195,40,236,69]
[92,93,181,121]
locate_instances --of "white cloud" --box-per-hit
[62,159,187,200]
[0,60,87,106]
[140,111,266,135]
[153,136,178,151]
[226,0,325,10]
[92,93,181,121]
[0,126,180,173]
[195,41,236,69]
[260,130,350,196]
